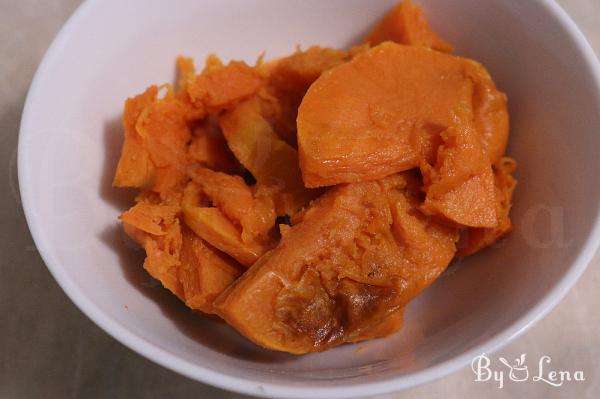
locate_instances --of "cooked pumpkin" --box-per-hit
[365,0,453,53]
[457,157,517,256]
[183,206,273,267]
[419,120,497,228]
[297,43,503,188]
[213,173,458,353]
[220,96,318,215]
[188,165,276,243]
[258,45,369,147]
[113,87,158,189]
[120,201,185,300]
[187,59,263,112]
[179,227,244,313]
[112,0,517,354]
[188,125,241,174]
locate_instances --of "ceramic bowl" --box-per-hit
[18,0,600,397]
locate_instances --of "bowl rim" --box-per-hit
[18,0,600,397]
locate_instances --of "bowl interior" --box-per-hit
[19,0,600,397]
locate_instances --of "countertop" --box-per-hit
[1,1,599,398]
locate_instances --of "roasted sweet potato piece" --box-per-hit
[120,202,184,300]
[183,206,271,267]
[220,96,318,215]
[179,227,244,313]
[188,166,276,243]
[457,157,517,256]
[297,42,500,188]
[365,0,453,53]
[214,173,458,353]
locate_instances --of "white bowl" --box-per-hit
[18,0,600,397]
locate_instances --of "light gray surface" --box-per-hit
[1,1,598,398]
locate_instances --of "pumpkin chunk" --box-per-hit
[420,121,497,228]
[365,0,453,53]
[297,42,500,188]
[220,96,318,215]
[179,227,244,313]
[120,202,184,300]
[112,0,517,352]
[214,173,457,353]
[188,166,276,243]
[113,85,193,199]
[270,46,348,93]
[457,157,517,255]
[187,60,262,112]
[113,86,158,189]
[183,206,271,267]
[139,98,193,196]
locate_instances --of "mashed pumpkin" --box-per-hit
[113,0,516,354]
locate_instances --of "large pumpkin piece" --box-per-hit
[297,42,507,227]
[214,173,458,354]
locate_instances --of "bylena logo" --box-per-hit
[471,353,585,389]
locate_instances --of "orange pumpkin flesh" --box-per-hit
[120,202,185,300]
[187,60,263,112]
[219,96,318,216]
[188,126,241,174]
[457,157,517,256]
[213,173,458,353]
[188,166,276,244]
[113,0,517,354]
[269,46,349,93]
[419,121,498,228]
[113,86,158,189]
[297,42,504,228]
[120,200,246,313]
[182,206,270,267]
[298,43,505,188]
[365,0,453,53]
[179,227,244,313]
[297,43,473,186]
